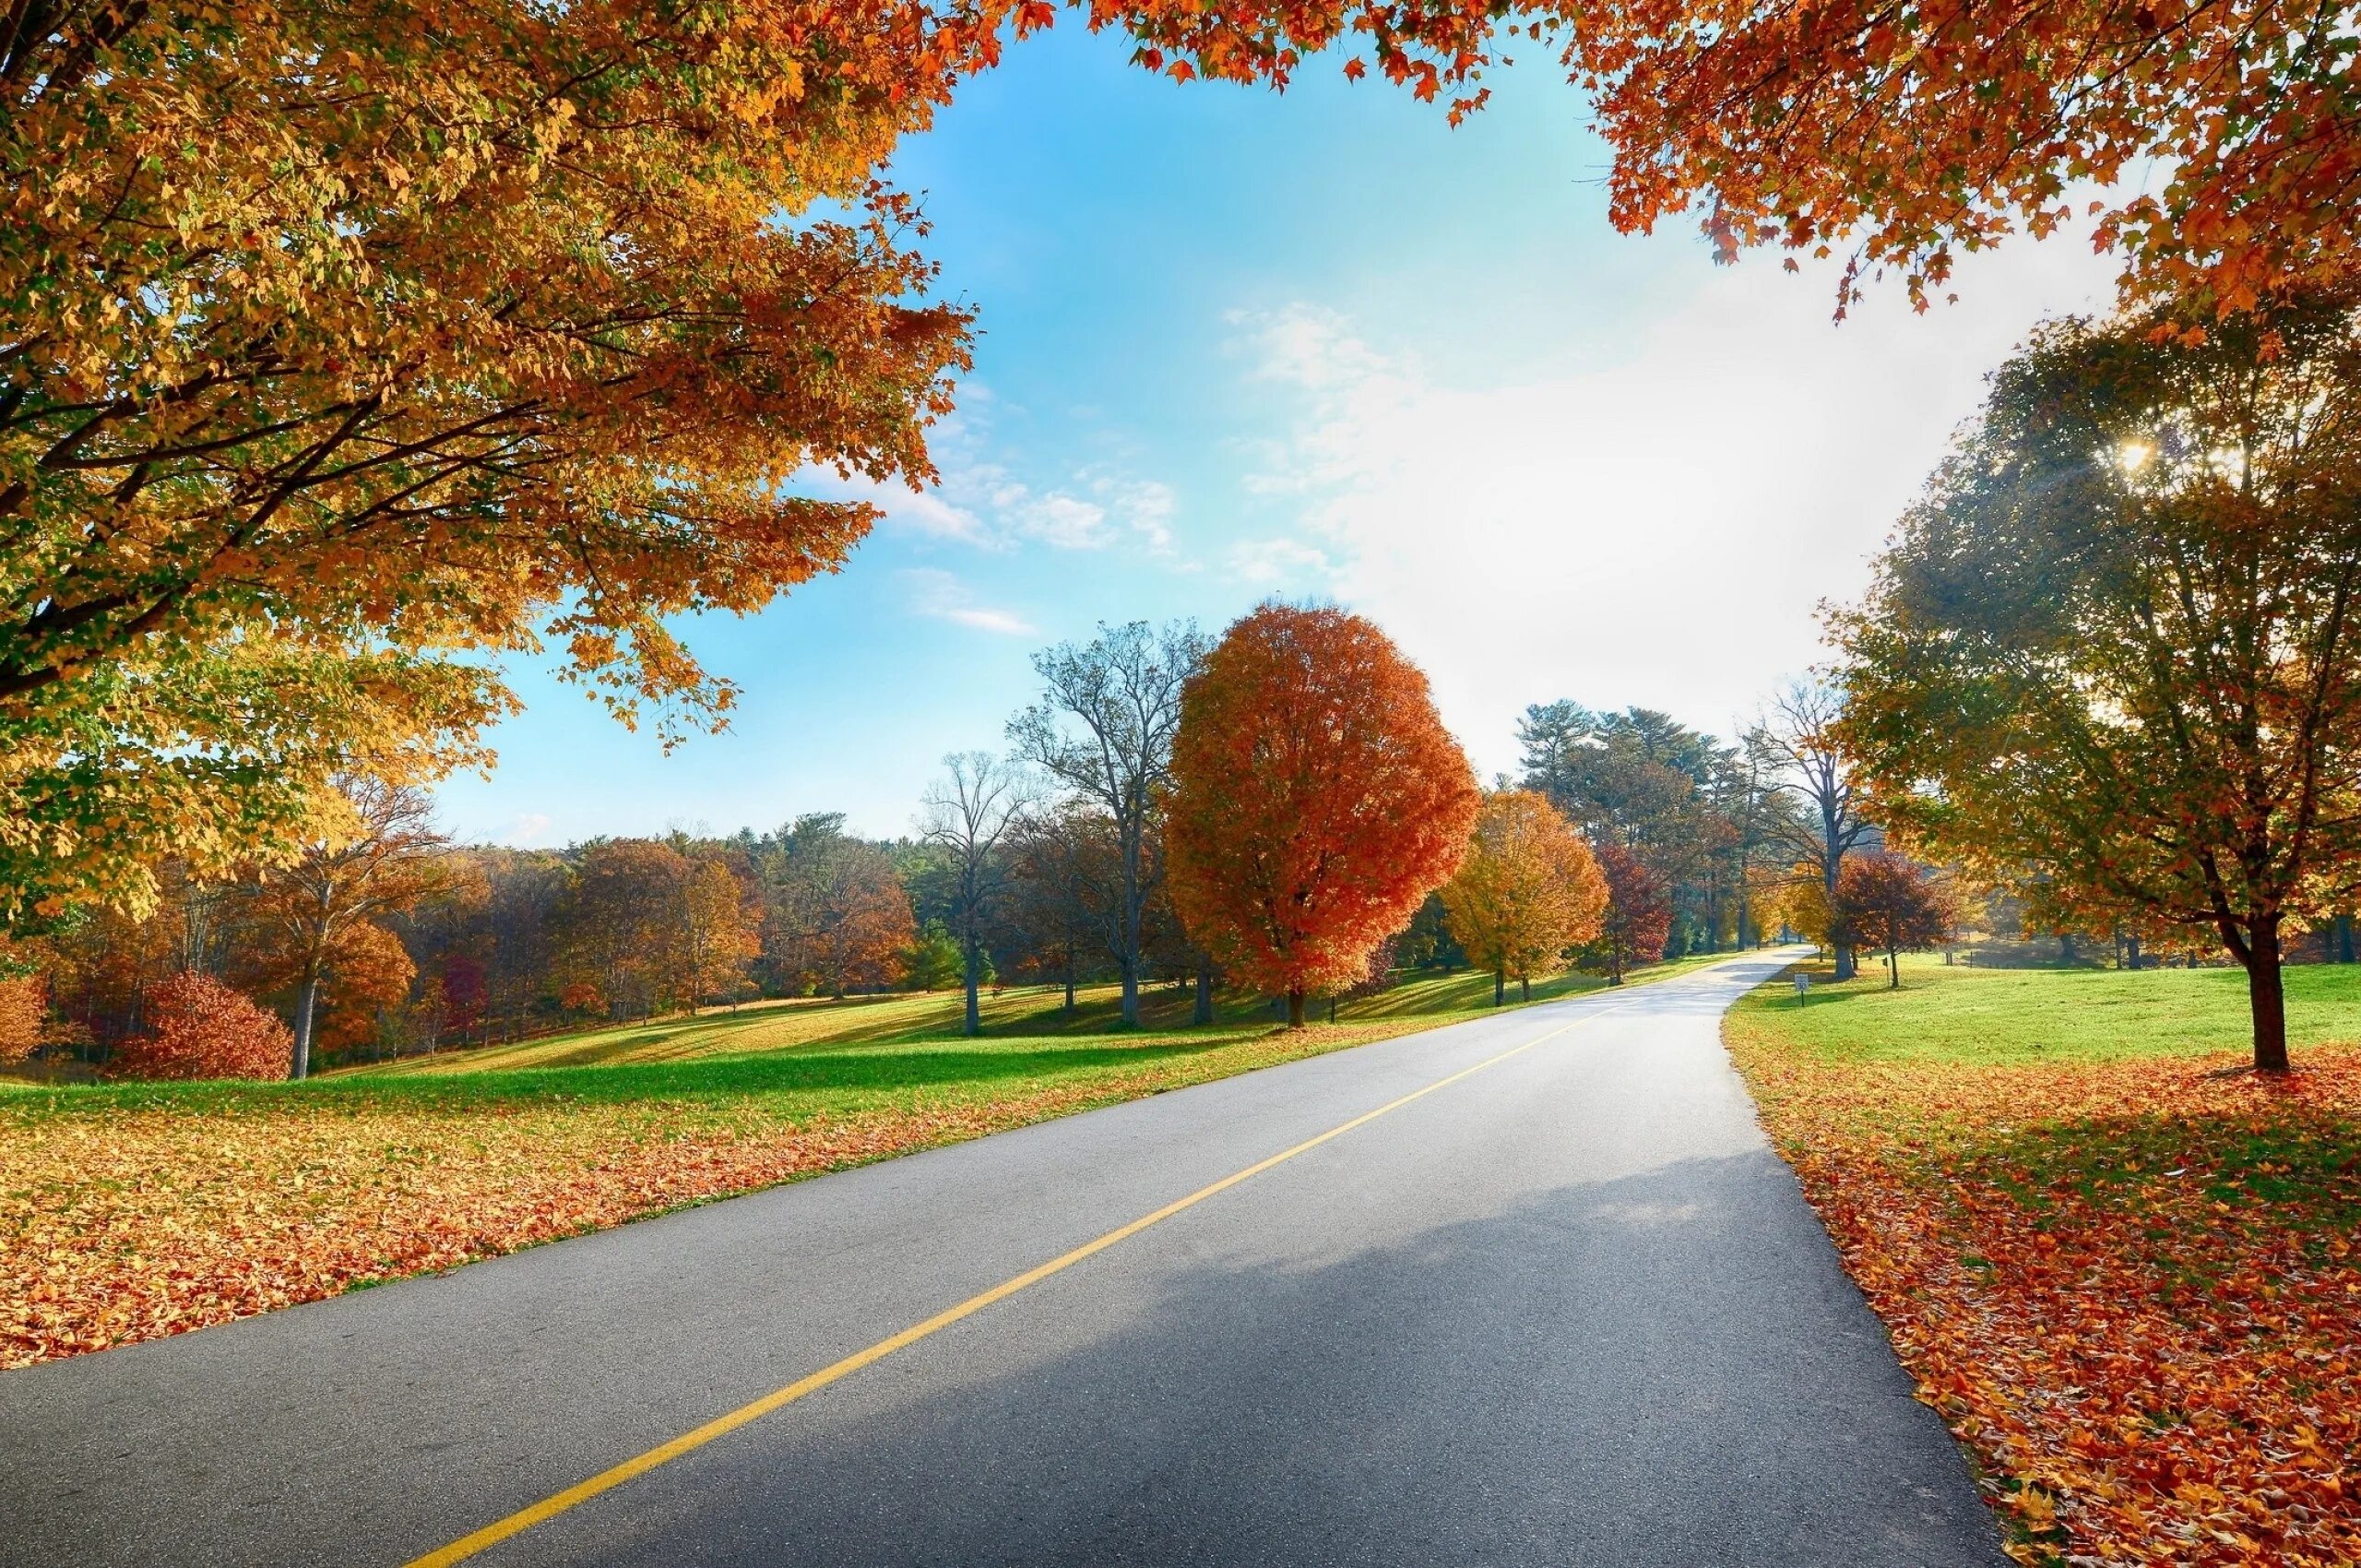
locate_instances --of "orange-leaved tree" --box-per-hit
[0,957,42,1065]
[109,971,291,1081]
[1560,0,2361,317]
[1066,0,2359,316]
[1166,603,1479,1028]
[1440,790,1608,1004]
[3,0,979,922]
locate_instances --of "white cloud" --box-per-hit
[1093,476,1180,554]
[994,484,1114,549]
[1234,240,2121,777]
[504,812,552,846]
[900,567,1037,636]
[1228,536,1335,585]
[795,398,1177,557]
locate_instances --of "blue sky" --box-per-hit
[433,28,2119,848]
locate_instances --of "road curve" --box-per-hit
[0,951,2002,1567]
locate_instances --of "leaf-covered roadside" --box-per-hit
[0,1022,1421,1371]
[1726,1001,2361,1566]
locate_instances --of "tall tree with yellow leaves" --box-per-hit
[1441,790,1608,1004]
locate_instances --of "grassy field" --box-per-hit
[2,953,1731,1370]
[335,961,1683,1078]
[1728,956,2361,1567]
[1761,956,2361,1067]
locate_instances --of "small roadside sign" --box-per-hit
[1792,971,1810,1004]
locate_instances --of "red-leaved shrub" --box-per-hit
[112,973,292,1080]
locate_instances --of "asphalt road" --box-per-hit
[0,951,2003,1567]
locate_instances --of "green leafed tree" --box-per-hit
[1835,297,2361,1070]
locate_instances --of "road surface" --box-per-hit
[0,950,2001,1566]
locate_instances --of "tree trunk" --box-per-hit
[1286,989,1305,1029]
[290,963,321,1080]
[1887,945,1900,988]
[2246,918,2291,1073]
[963,935,981,1038]
[1120,849,1142,1028]
[1520,976,1531,1002]
[1192,952,1214,1025]
[2338,914,2355,964]
[1493,967,1505,1006]
[1327,995,1337,1024]
[1822,805,1856,980]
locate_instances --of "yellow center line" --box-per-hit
[406,996,1642,1567]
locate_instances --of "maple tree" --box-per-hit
[1560,0,2361,316]
[1586,840,1672,984]
[2,0,979,922]
[108,971,291,1080]
[1762,866,1833,950]
[302,921,419,1057]
[676,859,761,1014]
[1835,297,2361,1071]
[1833,852,1952,989]
[1441,790,1608,1004]
[550,838,688,1020]
[1165,603,1478,1028]
[0,964,42,1065]
[1086,0,2361,318]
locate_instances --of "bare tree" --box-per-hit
[1755,679,1873,979]
[248,777,450,1078]
[1008,620,1208,1027]
[920,754,1036,1037]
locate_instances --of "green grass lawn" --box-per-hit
[1747,951,2361,1067]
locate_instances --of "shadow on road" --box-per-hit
[528,1150,2005,1568]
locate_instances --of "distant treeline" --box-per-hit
[6,680,1854,1075]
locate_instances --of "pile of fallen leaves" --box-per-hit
[1726,1017,2361,1566]
[2,1024,1396,1370]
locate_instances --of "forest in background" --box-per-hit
[1,660,1873,1075]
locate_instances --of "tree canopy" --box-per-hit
[1833,852,1952,989]
[1836,296,2361,1068]
[3,0,978,920]
[1166,603,1478,1027]
[1440,789,1607,1004]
